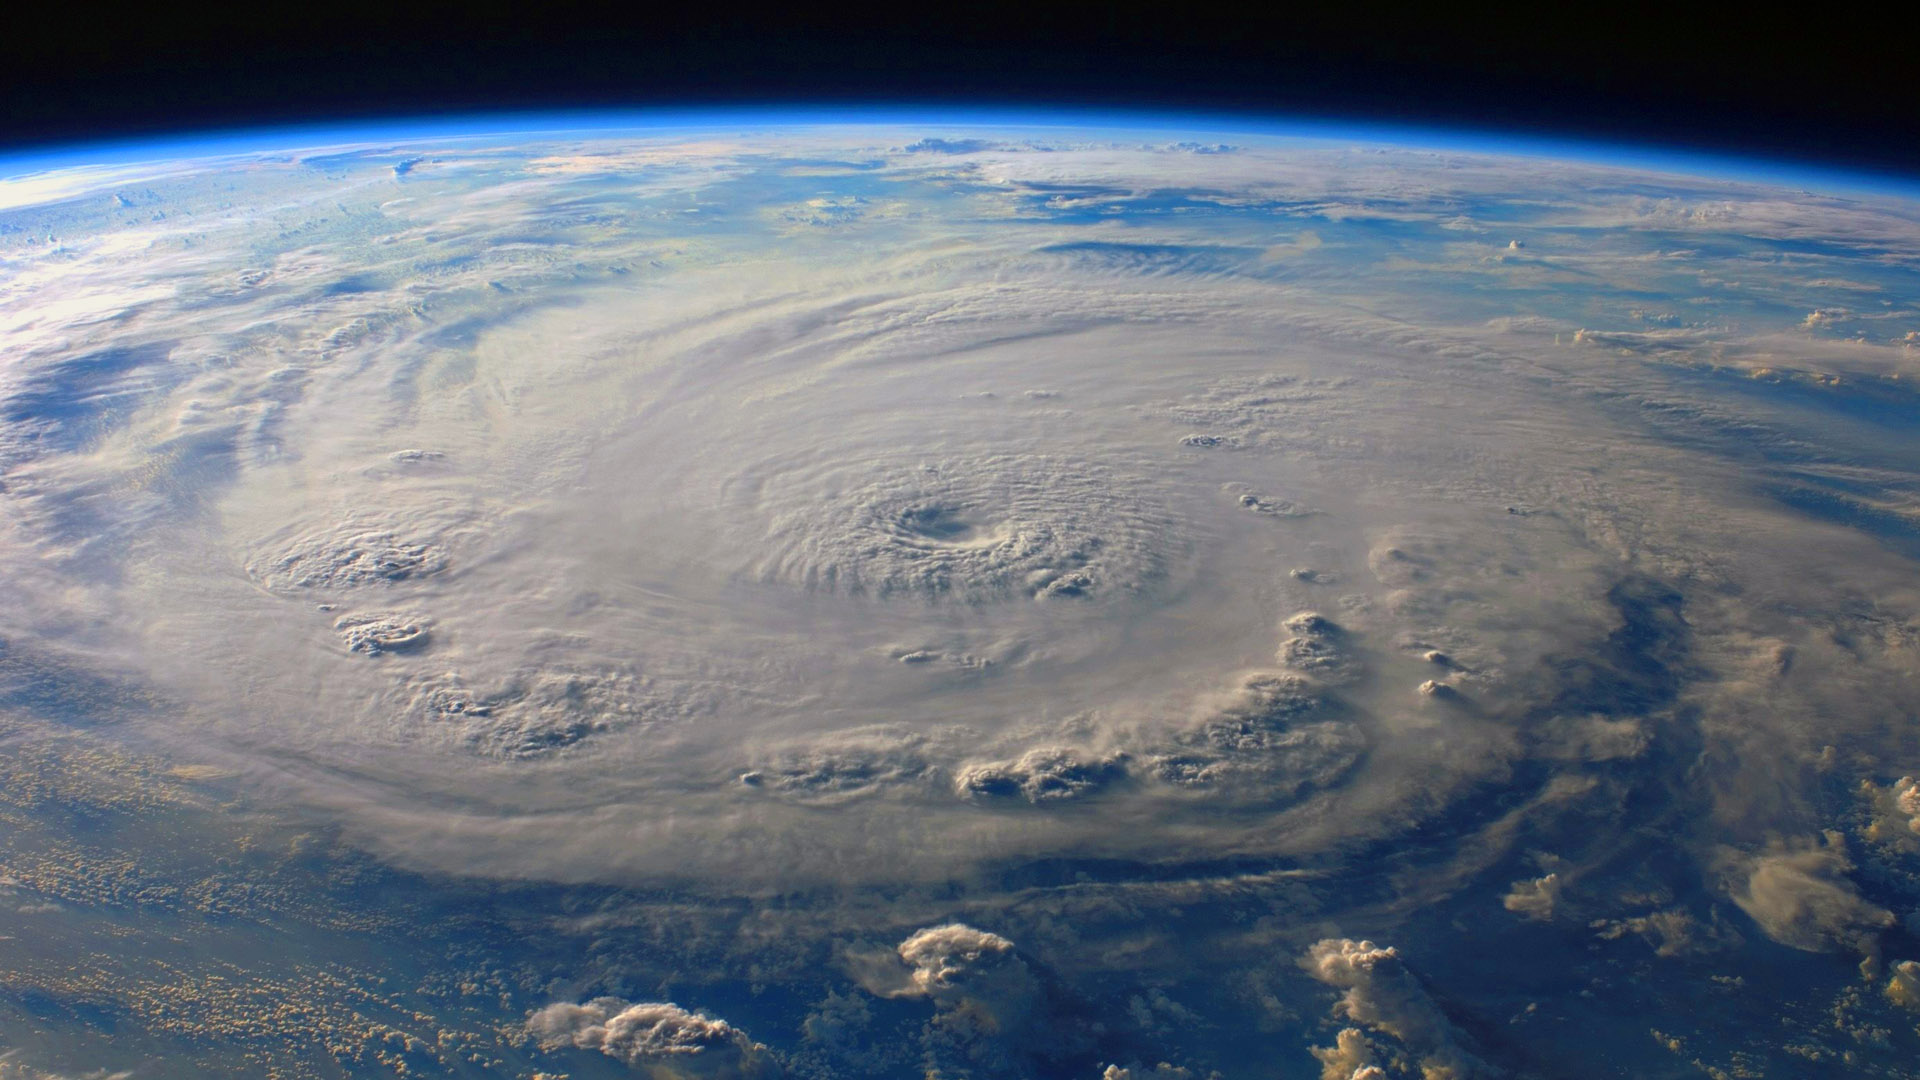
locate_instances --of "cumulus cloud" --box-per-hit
[1500,873,1561,921]
[526,998,778,1079]
[893,924,1041,1029]
[1860,775,1920,849]
[1887,960,1920,1011]
[1301,939,1492,1079]
[1309,1028,1386,1080]
[1101,1063,1198,1080]
[840,923,1063,1076]
[1276,611,1359,684]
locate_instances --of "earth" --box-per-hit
[3,114,1920,1079]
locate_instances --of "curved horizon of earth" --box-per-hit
[3,113,1920,1079]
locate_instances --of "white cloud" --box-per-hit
[1101,1063,1198,1080]
[1500,873,1561,921]
[1302,939,1492,1079]
[1887,960,1920,1011]
[526,998,778,1078]
[1309,1028,1385,1080]
[894,923,1040,1030]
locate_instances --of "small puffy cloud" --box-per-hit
[1890,777,1920,822]
[527,998,778,1079]
[1310,1027,1383,1080]
[1886,960,1920,1011]
[1718,832,1893,954]
[1301,939,1492,1079]
[1101,1063,1197,1080]
[1501,873,1561,921]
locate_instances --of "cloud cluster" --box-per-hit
[955,747,1129,803]
[1309,1028,1387,1080]
[1276,611,1359,684]
[1301,939,1491,1080]
[1860,775,1920,850]
[527,998,778,1079]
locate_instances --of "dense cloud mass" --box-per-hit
[528,998,777,1078]
[4,122,1920,1077]
[894,924,1039,1021]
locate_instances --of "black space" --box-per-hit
[4,4,1916,177]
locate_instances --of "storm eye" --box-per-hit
[896,503,983,543]
[744,453,1173,601]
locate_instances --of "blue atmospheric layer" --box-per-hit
[3,106,1918,201]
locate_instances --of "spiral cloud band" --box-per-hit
[5,123,1920,1077]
